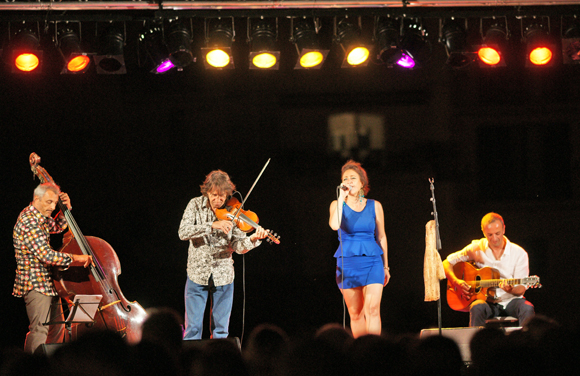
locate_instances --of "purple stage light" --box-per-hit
[397,53,415,69]
[156,59,175,73]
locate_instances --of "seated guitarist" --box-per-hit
[443,212,535,327]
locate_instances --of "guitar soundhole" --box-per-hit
[474,275,481,293]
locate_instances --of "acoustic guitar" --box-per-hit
[446,262,541,312]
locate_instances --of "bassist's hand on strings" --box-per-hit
[59,192,72,210]
[70,254,94,268]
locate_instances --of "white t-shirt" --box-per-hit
[446,237,530,307]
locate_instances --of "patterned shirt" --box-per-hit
[13,205,73,297]
[178,196,261,286]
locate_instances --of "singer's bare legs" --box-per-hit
[341,283,383,337]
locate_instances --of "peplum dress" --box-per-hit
[334,199,384,289]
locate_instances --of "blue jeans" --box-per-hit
[183,276,234,340]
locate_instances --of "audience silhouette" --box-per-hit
[1,311,575,376]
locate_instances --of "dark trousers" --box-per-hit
[469,297,535,327]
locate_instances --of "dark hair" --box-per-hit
[200,170,236,197]
[341,160,370,195]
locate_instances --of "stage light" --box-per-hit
[477,22,508,67]
[202,18,235,69]
[248,18,280,70]
[523,21,555,67]
[95,26,126,74]
[335,17,370,67]
[562,21,580,64]
[10,28,43,73]
[166,21,194,69]
[440,19,475,69]
[375,16,405,67]
[57,29,91,74]
[139,22,174,74]
[398,18,431,69]
[291,17,328,69]
[139,23,170,73]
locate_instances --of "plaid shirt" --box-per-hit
[178,196,261,286]
[13,205,73,297]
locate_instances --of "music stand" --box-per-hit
[44,294,103,342]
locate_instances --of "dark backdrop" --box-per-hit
[1,35,580,351]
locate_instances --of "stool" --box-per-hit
[485,316,520,331]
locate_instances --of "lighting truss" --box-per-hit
[1,3,580,74]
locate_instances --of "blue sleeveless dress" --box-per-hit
[334,199,384,289]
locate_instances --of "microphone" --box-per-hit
[338,185,350,191]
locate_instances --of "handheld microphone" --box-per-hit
[338,185,350,191]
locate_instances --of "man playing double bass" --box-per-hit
[443,212,535,327]
[13,183,93,353]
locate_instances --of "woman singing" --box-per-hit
[328,160,390,337]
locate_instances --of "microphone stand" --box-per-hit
[429,178,443,335]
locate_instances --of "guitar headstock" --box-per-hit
[524,275,542,289]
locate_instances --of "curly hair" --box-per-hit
[200,170,236,197]
[341,160,370,195]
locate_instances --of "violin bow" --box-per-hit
[230,158,270,223]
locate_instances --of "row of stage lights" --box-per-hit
[2,15,580,74]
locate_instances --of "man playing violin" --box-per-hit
[179,170,268,340]
[13,183,93,353]
[443,212,535,327]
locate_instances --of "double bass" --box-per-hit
[29,153,147,343]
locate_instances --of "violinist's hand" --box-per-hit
[250,226,268,242]
[70,254,94,268]
[59,192,72,210]
[213,220,233,234]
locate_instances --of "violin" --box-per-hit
[215,197,280,244]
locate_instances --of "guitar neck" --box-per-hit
[471,278,525,288]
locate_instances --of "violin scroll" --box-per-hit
[265,230,280,244]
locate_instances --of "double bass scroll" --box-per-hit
[29,152,147,343]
